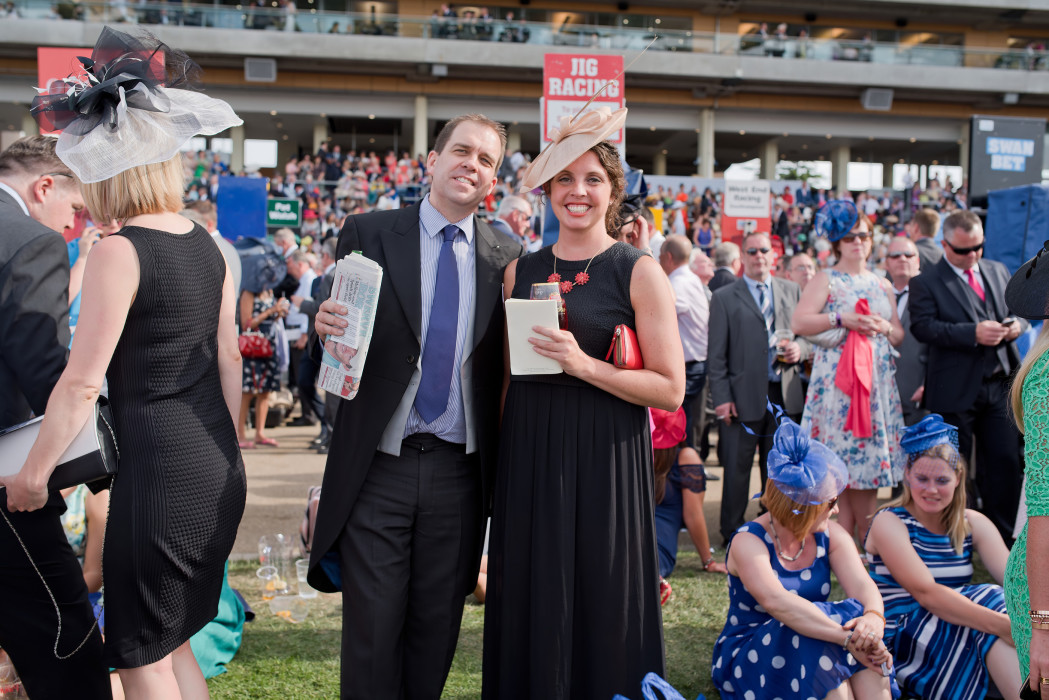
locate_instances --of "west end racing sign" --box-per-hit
[542,54,624,145]
[266,198,302,228]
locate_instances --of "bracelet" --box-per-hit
[864,609,886,623]
[842,630,853,649]
[827,311,835,329]
[1031,609,1049,617]
[702,556,716,570]
[1033,620,1049,631]
[834,312,842,328]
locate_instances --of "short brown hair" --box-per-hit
[0,135,73,180]
[761,481,830,542]
[591,141,625,233]
[185,199,216,220]
[83,155,184,221]
[943,210,982,239]
[433,114,507,169]
[911,208,940,238]
[831,211,873,259]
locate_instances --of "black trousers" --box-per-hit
[337,436,482,700]
[942,375,1024,544]
[0,492,111,699]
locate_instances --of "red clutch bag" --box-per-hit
[605,324,643,370]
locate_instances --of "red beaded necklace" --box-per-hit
[547,246,596,295]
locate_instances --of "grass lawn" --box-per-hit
[210,549,994,699]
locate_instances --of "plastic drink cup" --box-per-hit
[296,559,318,599]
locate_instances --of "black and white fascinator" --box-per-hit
[31,26,242,183]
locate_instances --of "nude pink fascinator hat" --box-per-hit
[518,105,627,193]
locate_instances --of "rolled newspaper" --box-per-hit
[316,252,383,400]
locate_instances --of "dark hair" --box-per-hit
[432,114,507,169]
[0,135,72,179]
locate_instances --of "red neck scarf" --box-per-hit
[834,298,874,438]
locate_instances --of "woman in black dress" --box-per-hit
[4,27,245,698]
[482,107,685,699]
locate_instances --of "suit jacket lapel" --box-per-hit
[732,279,765,325]
[981,265,1005,320]
[378,205,423,343]
[470,217,505,355]
[937,260,979,324]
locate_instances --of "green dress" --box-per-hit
[1006,351,1049,679]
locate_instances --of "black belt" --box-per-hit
[401,433,465,453]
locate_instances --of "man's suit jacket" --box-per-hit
[909,257,1026,414]
[708,277,810,422]
[307,204,521,592]
[0,189,70,430]
[893,299,927,421]
[708,267,737,293]
[914,236,943,273]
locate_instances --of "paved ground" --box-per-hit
[235,420,767,560]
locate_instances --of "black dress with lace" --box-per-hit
[482,242,665,700]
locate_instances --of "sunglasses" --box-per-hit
[826,496,839,510]
[886,251,917,259]
[944,239,984,255]
[840,233,871,243]
[746,247,771,256]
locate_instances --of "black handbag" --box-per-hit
[0,396,119,494]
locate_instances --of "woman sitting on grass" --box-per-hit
[864,414,1018,700]
[712,416,898,700]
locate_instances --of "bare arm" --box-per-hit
[528,255,685,411]
[829,520,888,648]
[968,508,1009,585]
[865,509,1011,640]
[879,276,905,347]
[217,264,243,423]
[81,488,108,593]
[792,269,890,338]
[0,236,138,511]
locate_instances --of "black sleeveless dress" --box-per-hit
[103,224,246,668]
[482,242,665,700]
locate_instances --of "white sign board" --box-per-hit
[723,180,771,218]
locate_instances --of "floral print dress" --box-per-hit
[801,269,905,489]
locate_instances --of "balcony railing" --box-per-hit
[9,1,1049,72]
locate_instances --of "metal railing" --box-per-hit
[9,1,1049,71]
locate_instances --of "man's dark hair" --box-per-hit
[0,135,72,180]
[432,114,507,168]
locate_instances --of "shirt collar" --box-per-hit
[945,256,980,280]
[0,181,29,216]
[420,195,475,242]
[743,274,772,292]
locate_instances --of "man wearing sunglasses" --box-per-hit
[885,237,927,427]
[708,231,811,544]
[909,210,1026,545]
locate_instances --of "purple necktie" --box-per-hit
[414,224,460,423]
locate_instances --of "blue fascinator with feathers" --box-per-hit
[813,200,859,242]
[767,418,849,506]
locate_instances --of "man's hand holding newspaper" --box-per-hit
[314,252,383,400]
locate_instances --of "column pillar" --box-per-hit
[21,112,38,137]
[880,160,897,190]
[958,126,970,186]
[759,138,779,181]
[312,122,329,155]
[506,126,521,154]
[653,151,667,176]
[230,124,245,174]
[413,94,428,158]
[831,145,850,195]
[698,108,715,178]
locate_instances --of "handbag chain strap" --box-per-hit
[0,453,114,661]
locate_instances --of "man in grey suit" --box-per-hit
[489,194,535,251]
[708,231,810,543]
[0,136,111,698]
[907,207,943,273]
[885,237,927,426]
[308,114,521,699]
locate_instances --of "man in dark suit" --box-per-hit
[907,207,943,273]
[708,240,740,292]
[708,231,810,543]
[885,237,927,427]
[0,136,110,698]
[308,114,521,699]
[909,210,1026,543]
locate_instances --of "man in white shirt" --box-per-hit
[659,235,708,447]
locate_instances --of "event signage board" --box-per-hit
[721,180,772,246]
[969,115,1047,202]
[218,176,268,239]
[542,54,624,145]
[266,198,302,228]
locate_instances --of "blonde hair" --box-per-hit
[760,481,829,542]
[880,444,969,554]
[1012,322,1049,429]
[83,155,185,221]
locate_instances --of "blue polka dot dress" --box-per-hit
[711,521,898,699]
